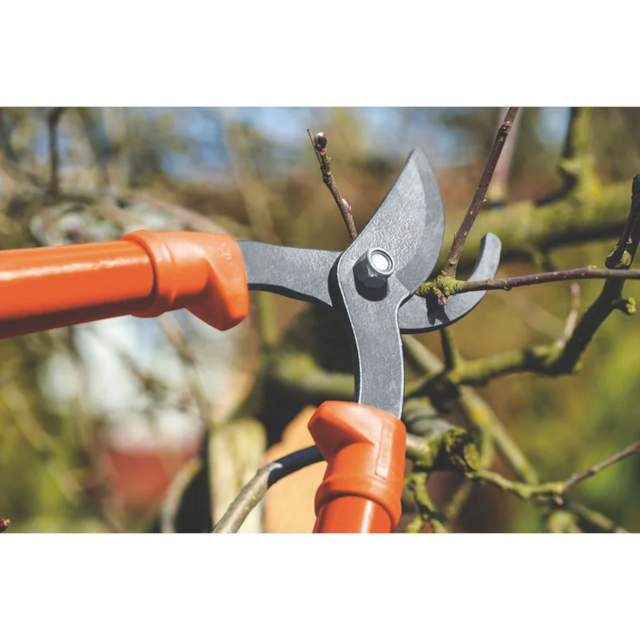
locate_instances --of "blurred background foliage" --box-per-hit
[0,107,638,533]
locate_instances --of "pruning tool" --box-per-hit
[0,149,501,533]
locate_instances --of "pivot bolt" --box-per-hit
[354,248,395,289]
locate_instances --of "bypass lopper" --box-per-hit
[0,148,501,533]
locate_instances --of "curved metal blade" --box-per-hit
[398,233,502,333]
[330,148,445,417]
[238,242,339,308]
[351,148,445,292]
[239,232,500,338]
[238,152,500,420]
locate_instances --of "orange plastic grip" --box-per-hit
[308,401,407,533]
[0,231,249,339]
[122,231,248,330]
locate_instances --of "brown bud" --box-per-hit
[0,519,10,533]
[314,132,327,151]
[341,198,352,214]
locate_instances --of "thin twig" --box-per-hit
[551,174,640,371]
[404,471,448,533]
[46,107,66,196]
[558,107,593,194]
[160,457,203,533]
[440,327,462,371]
[565,501,627,533]
[222,112,280,355]
[403,335,540,485]
[470,440,640,502]
[457,386,538,484]
[212,415,466,534]
[307,129,357,240]
[555,284,581,349]
[214,126,363,533]
[486,107,522,207]
[158,315,216,431]
[441,107,519,277]
[418,264,640,298]
[221,111,278,243]
[561,441,640,492]
[442,481,474,524]
[411,177,640,391]
[419,172,640,303]
[212,446,324,533]
[606,175,640,270]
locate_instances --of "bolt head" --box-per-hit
[354,248,394,289]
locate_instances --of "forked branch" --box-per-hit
[469,440,640,503]
[417,173,640,313]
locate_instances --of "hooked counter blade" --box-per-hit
[238,149,501,340]
[398,233,502,333]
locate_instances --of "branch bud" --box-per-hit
[313,132,327,151]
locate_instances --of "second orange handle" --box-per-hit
[309,401,407,533]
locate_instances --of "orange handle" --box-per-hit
[308,401,406,533]
[0,231,249,339]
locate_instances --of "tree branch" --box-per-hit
[307,129,357,241]
[221,112,278,243]
[557,107,593,194]
[212,122,634,535]
[404,335,539,484]
[563,501,627,533]
[416,264,640,298]
[469,440,640,504]
[440,327,462,371]
[548,173,640,372]
[419,171,640,302]
[410,174,640,394]
[441,107,519,277]
[561,441,640,492]
[486,107,522,207]
[212,397,479,534]
[212,446,324,533]
[268,351,354,403]
[405,471,447,533]
[555,284,581,349]
[46,107,66,196]
[402,339,626,532]
[438,180,633,274]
